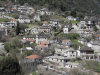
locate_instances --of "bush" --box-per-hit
[0,56,23,75]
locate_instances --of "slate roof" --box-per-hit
[25,35,36,38]
[80,46,94,51]
[45,56,69,60]
[38,33,50,38]
[25,55,39,59]
[50,19,60,22]
[96,30,100,34]
[62,40,74,46]
[67,48,76,52]
[19,15,29,19]
[91,39,100,45]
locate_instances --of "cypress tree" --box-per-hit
[16,24,20,35]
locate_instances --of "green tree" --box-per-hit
[0,56,23,75]
[78,13,84,19]
[4,43,12,53]
[12,37,23,48]
[93,26,98,32]
[70,10,77,17]
[65,11,69,16]
[16,24,20,35]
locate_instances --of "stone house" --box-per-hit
[87,39,100,52]
[55,47,77,59]
[78,38,87,44]
[19,47,34,54]
[10,19,19,27]
[0,22,17,28]
[37,8,52,15]
[38,26,51,33]
[35,41,50,50]
[43,56,69,66]
[36,33,49,44]
[18,15,30,23]
[61,39,74,47]
[77,46,95,60]
[49,19,60,27]
[25,27,38,34]
[19,55,41,73]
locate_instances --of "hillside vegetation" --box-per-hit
[9,0,100,15]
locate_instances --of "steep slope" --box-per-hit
[2,0,100,15]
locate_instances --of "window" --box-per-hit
[72,51,74,54]
[70,55,72,57]
[60,60,62,62]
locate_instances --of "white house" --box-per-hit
[43,56,69,66]
[87,39,100,52]
[55,47,77,59]
[63,25,72,34]
[18,6,27,11]
[78,38,87,44]
[33,14,41,21]
[18,15,30,23]
[65,62,80,69]
[80,20,86,27]
[66,16,74,21]
[37,8,52,15]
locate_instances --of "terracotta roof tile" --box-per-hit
[25,39,35,42]
[11,19,18,21]
[41,41,49,45]
[25,55,39,59]
[12,8,16,10]
[42,21,47,24]
[32,10,34,11]
[36,44,48,47]
[62,40,70,41]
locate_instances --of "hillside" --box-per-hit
[2,0,100,15]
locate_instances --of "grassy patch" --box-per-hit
[0,56,3,59]
[51,31,59,33]
[95,52,98,54]
[27,24,38,29]
[72,60,83,63]
[51,15,67,21]
[8,28,15,29]
[83,61,100,73]
[32,72,38,75]
[71,21,80,24]
[0,18,11,23]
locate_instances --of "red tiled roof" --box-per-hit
[25,55,39,59]
[42,21,47,24]
[11,19,18,21]
[36,44,48,47]
[96,35,100,37]
[41,41,49,45]
[12,8,16,10]
[25,39,35,42]
[62,40,70,41]
[32,10,34,11]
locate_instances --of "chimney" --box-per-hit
[79,45,80,50]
